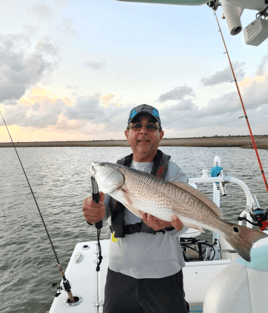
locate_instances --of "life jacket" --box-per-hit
[108,149,172,238]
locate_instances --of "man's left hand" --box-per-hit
[141,212,172,231]
[171,215,184,231]
[141,212,184,232]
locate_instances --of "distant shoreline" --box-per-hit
[1,135,268,150]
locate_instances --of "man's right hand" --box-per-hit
[82,192,106,224]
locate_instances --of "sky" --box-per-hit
[0,0,268,142]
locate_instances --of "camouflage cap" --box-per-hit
[127,104,161,129]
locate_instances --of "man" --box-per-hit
[83,104,189,313]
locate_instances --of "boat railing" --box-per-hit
[184,156,257,261]
[188,156,255,229]
[188,176,254,228]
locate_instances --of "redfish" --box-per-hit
[90,162,267,262]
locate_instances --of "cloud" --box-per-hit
[0,34,58,104]
[173,98,196,111]
[101,94,115,107]
[4,98,66,128]
[240,76,268,108]
[62,75,267,136]
[35,42,59,56]
[156,85,195,103]
[66,85,79,97]
[82,61,107,71]
[30,4,52,20]
[57,18,78,36]
[2,72,267,140]
[199,91,240,117]
[67,85,79,90]
[63,95,130,128]
[23,25,39,36]
[201,62,245,86]
[2,100,18,106]
[256,54,268,76]
[158,75,268,134]
[64,96,101,121]
[2,90,130,135]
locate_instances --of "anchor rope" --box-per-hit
[214,12,268,195]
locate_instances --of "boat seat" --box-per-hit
[203,245,268,313]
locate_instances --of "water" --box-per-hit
[0,146,268,313]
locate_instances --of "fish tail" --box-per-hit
[225,223,268,262]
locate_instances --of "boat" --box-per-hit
[2,1,267,312]
[48,155,268,313]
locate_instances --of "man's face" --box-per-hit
[125,115,164,162]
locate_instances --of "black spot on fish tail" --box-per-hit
[233,226,239,233]
[225,223,268,262]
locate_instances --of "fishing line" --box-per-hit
[213,12,268,195]
[0,111,75,303]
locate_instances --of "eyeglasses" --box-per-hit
[127,123,160,132]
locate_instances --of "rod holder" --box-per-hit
[65,296,83,306]
[219,182,227,196]
[252,195,260,209]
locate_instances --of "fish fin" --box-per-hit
[225,223,268,262]
[185,224,204,233]
[121,189,142,218]
[124,203,142,218]
[110,188,142,218]
[122,188,133,205]
[170,182,222,218]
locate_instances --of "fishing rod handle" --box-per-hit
[58,264,75,303]
[91,176,103,230]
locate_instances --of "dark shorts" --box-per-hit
[103,268,189,313]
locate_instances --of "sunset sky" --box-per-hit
[0,0,268,142]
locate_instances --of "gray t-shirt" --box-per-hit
[105,160,188,279]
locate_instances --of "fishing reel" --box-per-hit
[52,281,82,306]
[52,282,63,298]
[238,209,268,231]
[250,209,268,231]
[52,279,72,297]
[237,195,268,231]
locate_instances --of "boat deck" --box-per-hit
[49,239,231,313]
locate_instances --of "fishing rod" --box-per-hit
[213,11,268,195]
[0,111,76,304]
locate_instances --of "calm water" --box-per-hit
[1,146,268,313]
